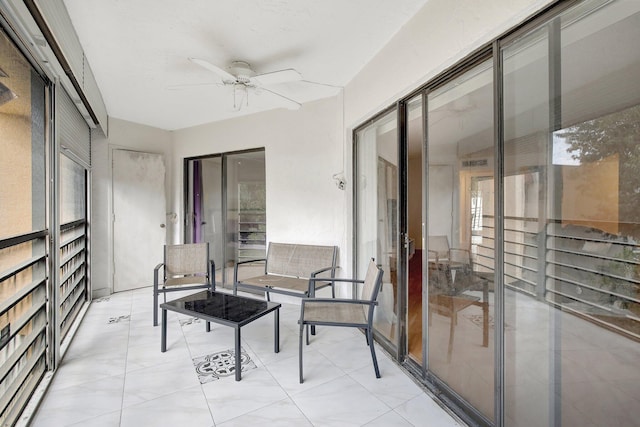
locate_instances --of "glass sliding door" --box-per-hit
[0,27,48,426]
[59,155,88,340]
[501,0,640,425]
[355,108,400,345]
[427,59,495,422]
[186,149,266,286]
[225,151,266,284]
[406,95,425,362]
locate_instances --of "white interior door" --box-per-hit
[112,149,166,292]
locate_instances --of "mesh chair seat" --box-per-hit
[240,274,332,294]
[302,301,367,325]
[164,275,209,287]
[241,274,308,292]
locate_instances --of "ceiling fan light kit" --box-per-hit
[188,58,302,111]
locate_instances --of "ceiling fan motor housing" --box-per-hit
[229,61,254,84]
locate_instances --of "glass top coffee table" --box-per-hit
[160,290,281,381]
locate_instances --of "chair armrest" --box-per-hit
[308,277,364,298]
[154,263,164,286]
[308,277,363,284]
[301,297,377,306]
[310,265,338,278]
[235,257,267,266]
[233,258,267,284]
[209,259,216,290]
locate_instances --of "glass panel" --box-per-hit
[225,151,266,285]
[502,1,640,425]
[188,156,224,283]
[59,152,88,340]
[407,95,425,362]
[0,27,48,427]
[0,30,46,239]
[60,155,86,224]
[427,59,495,421]
[186,151,266,287]
[355,108,399,343]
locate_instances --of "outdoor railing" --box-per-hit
[59,220,88,341]
[0,230,48,426]
[475,215,640,340]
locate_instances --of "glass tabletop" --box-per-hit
[161,290,280,325]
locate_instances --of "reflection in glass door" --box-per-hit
[186,149,266,286]
[427,60,495,422]
[355,108,399,345]
[406,95,425,363]
[502,1,640,425]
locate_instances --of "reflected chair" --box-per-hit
[428,235,451,265]
[298,258,384,383]
[427,238,489,360]
[153,243,215,326]
[427,235,472,289]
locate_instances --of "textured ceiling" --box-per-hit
[62,0,429,130]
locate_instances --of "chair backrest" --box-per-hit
[449,248,471,266]
[361,258,384,320]
[165,243,209,277]
[428,235,450,260]
[266,242,337,278]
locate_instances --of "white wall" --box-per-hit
[344,0,553,127]
[90,0,555,295]
[172,96,348,271]
[91,117,173,296]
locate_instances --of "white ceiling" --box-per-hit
[62,0,429,131]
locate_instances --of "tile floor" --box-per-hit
[30,287,464,426]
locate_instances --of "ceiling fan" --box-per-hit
[188,58,303,111]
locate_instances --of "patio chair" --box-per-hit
[153,243,215,326]
[298,258,384,383]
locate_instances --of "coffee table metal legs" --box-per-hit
[274,309,280,353]
[235,326,242,381]
[161,308,167,352]
[234,308,279,381]
[160,306,280,381]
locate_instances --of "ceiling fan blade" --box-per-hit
[189,58,236,83]
[261,87,301,110]
[165,82,222,91]
[252,68,302,86]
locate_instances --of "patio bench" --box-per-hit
[233,242,338,301]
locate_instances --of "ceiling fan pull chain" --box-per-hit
[233,85,238,110]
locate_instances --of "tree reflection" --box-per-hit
[559,104,640,238]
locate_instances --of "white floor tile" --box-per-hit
[394,394,462,427]
[119,386,212,427]
[31,375,125,426]
[30,287,461,427]
[218,397,312,427]
[290,375,389,426]
[202,367,289,424]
